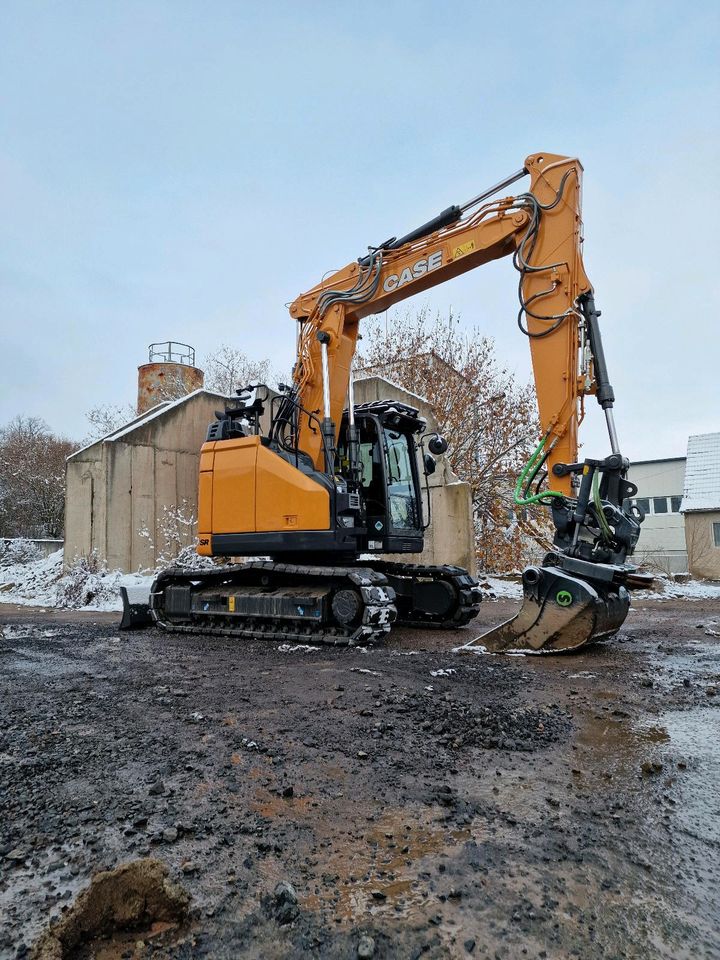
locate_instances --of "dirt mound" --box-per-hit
[31,858,190,960]
[400,690,571,751]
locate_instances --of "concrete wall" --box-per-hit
[65,379,476,576]
[354,376,476,574]
[1,538,64,559]
[65,391,229,571]
[627,458,688,573]
[685,511,720,579]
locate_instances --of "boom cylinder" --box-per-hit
[317,331,336,474]
[347,360,360,486]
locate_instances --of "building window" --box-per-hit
[670,496,682,513]
[653,497,668,514]
[714,522,720,548]
[635,498,651,515]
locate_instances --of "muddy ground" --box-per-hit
[1,597,719,959]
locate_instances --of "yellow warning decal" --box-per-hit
[452,239,476,259]
[228,596,236,612]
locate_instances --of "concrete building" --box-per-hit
[64,389,230,571]
[627,457,688,573]
[682,432,720,579]
[65,375,475,575]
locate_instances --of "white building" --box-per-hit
[627,457,687,574]
[682,432,720,579]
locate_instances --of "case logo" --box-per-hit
[383,250,443,292]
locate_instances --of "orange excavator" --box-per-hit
[121,152,643,651]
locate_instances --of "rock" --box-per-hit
[148,780,165,797]
[162,828,178,843]
[464,939,476,953]
[5,848,27,863]
[706,686,717,697]
[371,889,386,900]
[357,751,368,759]
[282,785,294,798]
[641,761,663,776]
[272,880,299,925]
[357,935,376,958]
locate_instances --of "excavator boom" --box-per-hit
[289,153,592,493]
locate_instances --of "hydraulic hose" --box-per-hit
[514,438,565,506]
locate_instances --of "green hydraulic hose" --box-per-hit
[592,469,614,542]
[513,437,566,507]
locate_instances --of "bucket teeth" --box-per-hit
[462,566,630,654]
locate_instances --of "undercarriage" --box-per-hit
[140,560,484,646]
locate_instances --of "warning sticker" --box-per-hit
[452,239,476,259]
[228,596,236,612]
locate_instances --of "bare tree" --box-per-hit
[84,402,138,443]
[0,416,78,539]
[359,308,552,571]
[202,344,273,396]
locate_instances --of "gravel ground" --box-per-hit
[1,597,719,959]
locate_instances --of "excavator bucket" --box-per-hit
[460,565,630,654]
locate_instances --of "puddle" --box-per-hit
[658,708,720,846]
[576,710,670,779]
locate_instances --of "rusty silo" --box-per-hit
[137,342,205,415]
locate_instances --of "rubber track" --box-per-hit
[368,561,482,629]
[150,562,397,647]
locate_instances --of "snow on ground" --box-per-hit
[479,576,524,600]
[0,549,152,612]
[633,576,720,601]
[483,574,720,602]
[1,550,718,614]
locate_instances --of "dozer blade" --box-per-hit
[119,585,154,630]
[461,565,630,654]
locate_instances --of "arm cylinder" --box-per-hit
[580,293,615,410]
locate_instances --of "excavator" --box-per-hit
[121,152,644,652]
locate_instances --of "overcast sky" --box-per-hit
[1,0,718,461]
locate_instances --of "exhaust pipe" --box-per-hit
[459,565,630,654]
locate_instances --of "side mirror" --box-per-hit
[428,434,448,456]
[424,454,437,475]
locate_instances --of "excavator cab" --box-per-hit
[336,401,426,556]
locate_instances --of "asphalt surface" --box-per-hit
[1,597,719,959]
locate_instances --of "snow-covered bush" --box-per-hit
[55,552,122,609]
[0,538,43,567]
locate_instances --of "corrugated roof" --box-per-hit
[682,431,720,512]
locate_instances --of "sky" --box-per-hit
[1,0,718,462]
